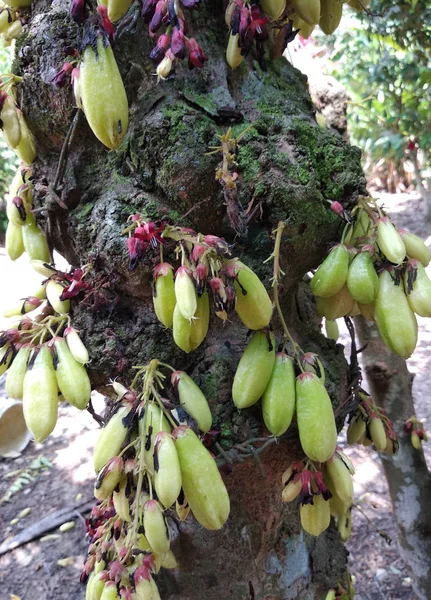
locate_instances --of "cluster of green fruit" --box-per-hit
[85,360,229,600]
[405,416,427,450]
[313,198,431,358]
[5,165,51,263]
[0,1,28,46]
[125,220,273,352]
[282,449,354,539]
[347,391,397,453]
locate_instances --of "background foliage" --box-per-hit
[323,0,431,182]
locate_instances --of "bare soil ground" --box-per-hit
[0,192,429,600]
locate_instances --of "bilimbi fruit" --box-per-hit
[79,27,129,149]
[173,426,230,530]
[228,259,273,329]
[300,493,331,537]
[310,244,350,298]
[153,432,182,509]
[346,250,379,305]
[375,268,417,358]
[404,260,431,318]
[5,344,32,399]
[97,0,132,22]
[319,0,342,35]
[232,330,275,409]
[152,262,176,328]
[93,403,134,472]
[291,0,321,24]
[171,370,212,432]
[174,266,197,321]
[23,346,58,442]
[261,353,295,436]
[52,337,91,410]
[377,217,406,265]
[399,229,431,266]
[295,372,337,462]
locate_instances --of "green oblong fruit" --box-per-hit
[23,346,58,442]
[375,269,417,358]
[97,0,132,22]
[292,0,321,24]
[404,260,431,318]
[173,426,230,530]
[153,263,176,328]
[172,370,212,433]
[377,217,406,265]
[153,432,182,509]
[300,493,331,536]
[46,280,70,314]
[325,319,339,341]
[316,285,354,320]
[139,402,171,471]
[80,34,129,150]
[172,292,210,353]
[228,259,273,330]
[6,344,32,399]
[53,337,91,409]
[93,404,132,472]
[5,220,24,260]
[143,499,170,554]
[22,213,50,262]
[232,330,276,409]
[319,0,342,34]
[346,251,379,304]
[399,229,431,266]
[296,372,337,462]
[262,353,295,436]
[325,455,353,505]
[310,245,350,298]
[260,0,286,19]
[226,33,244,69]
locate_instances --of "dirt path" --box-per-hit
[0,192,429,600]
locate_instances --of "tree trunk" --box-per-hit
[14,0,367,597]
[354,316,431,600]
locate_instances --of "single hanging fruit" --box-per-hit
[173,426,230,530]
[46,280,70,314]
[153,431,182,509]
[403,260,431,318]
[80,30,129,150]
[399,229,431,267]
[172,370,212,433]
[174,266,197,321]
[262,353,296,436]
[227,259,273,330]
[143,499,170,555]
[97,0,132,22]
[324,319,339,341]
[23,346,58,442]
[260,0,286,19]
[300,493,331,536]
[375,269,417,358]
[346,250,379,304]
[319,0,342,35]
[53,337,91,409]
[173,291,209,353]
[93,404,133,472]
[226,33,244,69]
[5,220,24,260]
[324,454,353,505]
[140,402,171,471]
[377,217,406,265]
[310,244,350,298]
[232,330,276,409]
[296,372,337,462]
[22,213,50,262]
[291,0,321,24]
[64,327,89,364]
[153,262,176,328]
[6,344,32,400]
[316,285,354,320]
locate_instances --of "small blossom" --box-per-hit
[149,33,170,62]
[51,62,74,87]
[186,37,208,69]
[97,5,115,40]
[171,27,186,58]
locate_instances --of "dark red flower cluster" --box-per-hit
[228,1,269,64]
[144,0,207,71]
[127,219,166,270]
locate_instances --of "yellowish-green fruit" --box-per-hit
[153,431,182,509]
[377,217,406,265]
[226,33,244,69]
[400,229,431,266]
[22,214,50,262]
[6,344,32,399]
[153,263,176,328]
[325,319,339,341]
[298,21,315,38]
[23,346,58,442]
[93,404,131,472]
[53,337,91,409]
[14,111,36,165]
[232,331,276,409]
[172,292,209,353]
[5,220,24,260]
[143,499,170,554]
[46,280,70,314]
[316,285,354,320]
[375,269,417,358]
[291,0,321,24]
[80,35,129,150]
[404,260,431,318]
[2,0,31,7]
[347,414,366,444]
[262,353,296,436]
[310,244,350,298]
[319,0,342,34]
[325,455,353,505]
[139,403,171,472]
[296,372,337,462]
[229,259,273,329]
[172,370,212,433]
[97,0,132,21]
[1,94,21,149]
[0,8,17,34]
[174,426,230,530]
[260,0,286,19]
[174,266,197,321]
[347,0,370,10]
[337,507,352,541]
[369,417,386,451]
[358,301,375,321]
[347,251,379,304]
[300,493,330,536]
[100,583,120,600]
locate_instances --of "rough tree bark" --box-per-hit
[13,0,367,597]
[355,316,431,600]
